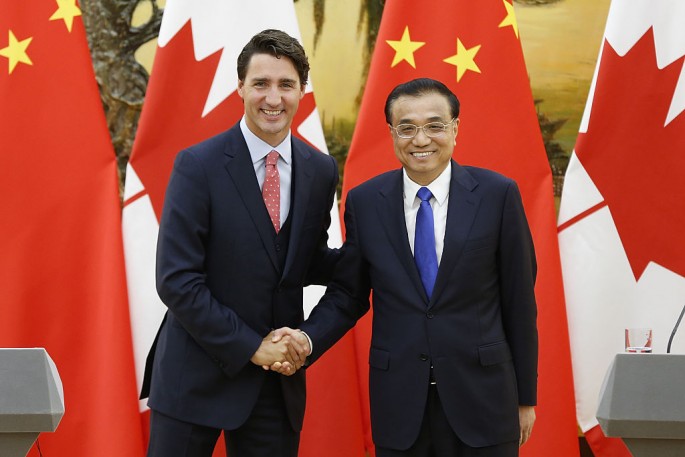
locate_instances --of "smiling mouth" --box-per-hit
[411,151,433,158]
[262,109,284,116]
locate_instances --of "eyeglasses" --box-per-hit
[389,118,456,139]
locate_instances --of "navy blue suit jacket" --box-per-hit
[145,123,340,431]
[300,161,538,449]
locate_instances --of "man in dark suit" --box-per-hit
[280,78,538,456]
[143,29,340,457]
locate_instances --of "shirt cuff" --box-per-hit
[300,330,313,356]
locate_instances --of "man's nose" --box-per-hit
[265,86,282,105]
[412,128,431,145]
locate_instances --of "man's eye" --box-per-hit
[426,123,445,133]
[397,125,416,135]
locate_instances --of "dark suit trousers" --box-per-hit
[147,374,299,457]
[376,384,519,457]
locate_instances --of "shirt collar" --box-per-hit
[240,117,293,165]
[403,163,452,206]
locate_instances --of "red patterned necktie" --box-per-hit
[263,150,280,233]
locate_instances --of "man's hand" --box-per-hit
[269,327,311,376]
[518,405,536,446]
[250,330,307,374]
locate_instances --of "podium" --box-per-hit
[0,348,64,457]
[597,353,685,456]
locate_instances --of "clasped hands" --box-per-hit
[250,327,309,376]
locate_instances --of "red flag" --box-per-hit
[123,1,366,456]
[343,1,578,455]
[558,2,685,455]
[0,1,145,456]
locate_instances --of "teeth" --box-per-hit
[263,109,282,116]
[412,152,432,158]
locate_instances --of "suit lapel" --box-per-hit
[282,141,313,281]
[430,161,480,307]
[223,127,280,272]
[377,171,428,303]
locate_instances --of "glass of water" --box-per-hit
[625,328,653,353]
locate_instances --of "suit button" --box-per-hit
[275,243,281,251]
[419,353,429,361]
[426,312,434,319]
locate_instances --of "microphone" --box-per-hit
[667,302,685,354]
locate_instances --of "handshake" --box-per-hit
[250,327,310,376]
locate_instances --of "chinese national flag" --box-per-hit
[558,1,685,456]
[123,1,365,456]
[343,1,578,455]
[0,1,145,457]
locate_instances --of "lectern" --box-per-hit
[0,348,64,457]
[597,353,685,456]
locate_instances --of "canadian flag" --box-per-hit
[123,1,365,455]
[558,1,685,456]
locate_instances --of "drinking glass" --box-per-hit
[625,328,653,353]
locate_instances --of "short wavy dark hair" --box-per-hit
[237,29,310,86]
[384,78,460,124]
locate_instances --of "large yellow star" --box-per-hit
[0,30,33,75]
[386,26,426,68]
[49,0,82,33]
[443,39,481,83]
[498,0,519,38]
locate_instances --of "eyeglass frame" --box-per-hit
[388,118,458,139]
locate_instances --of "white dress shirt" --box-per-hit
[403,164,451,265]
[240,117,292,228]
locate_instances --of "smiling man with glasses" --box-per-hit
[276,77,539,457]
[387,86,460,187]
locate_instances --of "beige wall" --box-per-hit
[517,0,611,151]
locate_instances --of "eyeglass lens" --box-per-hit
[395,121,452,138]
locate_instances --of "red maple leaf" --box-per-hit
[575,28,685,280]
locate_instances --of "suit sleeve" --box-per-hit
[300,190,371,362]
[303,154,342,286]
[156,149,262,378]
[498,181,538,406]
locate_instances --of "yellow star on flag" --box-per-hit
[443,39,481,82]
[498,0,519,38]
[0,30,33,75]
[386,26,426,68]
[49,0,82,33]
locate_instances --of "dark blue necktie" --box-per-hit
[414,187,438,299]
